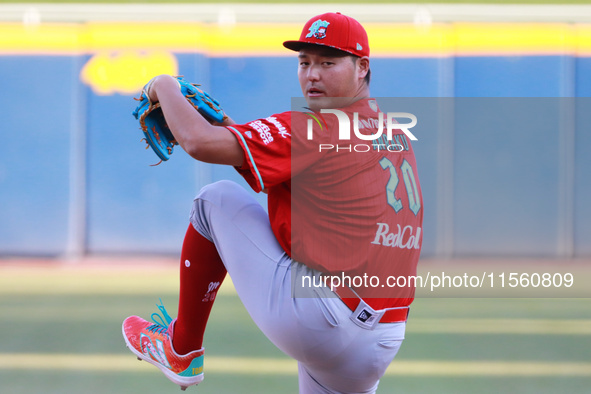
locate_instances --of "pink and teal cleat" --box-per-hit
[122,300,204,391]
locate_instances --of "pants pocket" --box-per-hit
[312,289,341,328]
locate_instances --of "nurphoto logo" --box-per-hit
[306,110,418,152]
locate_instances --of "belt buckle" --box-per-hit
[349,299,384,330]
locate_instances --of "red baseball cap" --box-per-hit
[283,12,370,58]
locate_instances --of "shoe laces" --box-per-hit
[147,298,174,335]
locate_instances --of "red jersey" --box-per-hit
[227,98,423,304]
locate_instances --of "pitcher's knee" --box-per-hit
[194,180,246,205]
[189,180,263,242]
[190,181,243,241]
[192,180,259,222]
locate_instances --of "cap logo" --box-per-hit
[306,19,330,40]
[356,43,363,51]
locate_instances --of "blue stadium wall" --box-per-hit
[1,22,590,258]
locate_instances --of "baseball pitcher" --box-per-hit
[123,12,423,394]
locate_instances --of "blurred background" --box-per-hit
[0,2,590,393]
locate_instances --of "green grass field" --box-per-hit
[1,262,590,394]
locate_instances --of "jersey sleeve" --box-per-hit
[225,112,292,192]
[226,111,328,192]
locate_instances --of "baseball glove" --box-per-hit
[132,76,227,164]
